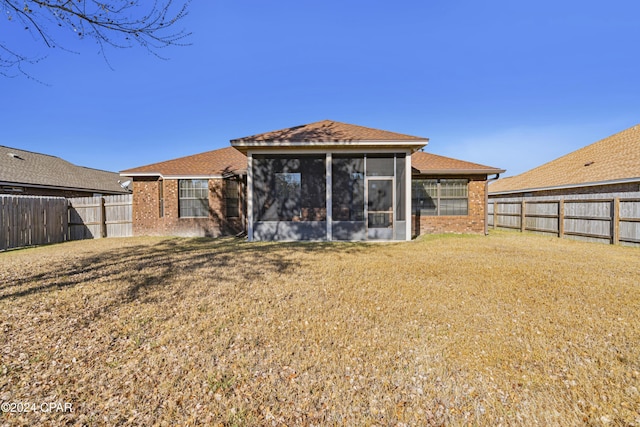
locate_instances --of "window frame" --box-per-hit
[412,178,469,216]
[224,179,240,219]
[178,179,210,218]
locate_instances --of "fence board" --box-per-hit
[103,194,133,238]
[1,194,132,251]
[0,196,68,251]
[68,194,132,240]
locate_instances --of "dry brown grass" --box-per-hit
[0,231,638,426]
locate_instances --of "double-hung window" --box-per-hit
[412,179,468,216]
[224,179,240,218]
[179,179,209,218]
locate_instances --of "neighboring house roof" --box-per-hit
[411,151,504,175]
[231,120,429,151]
[0,145,129,194]
[489,124,640,194]
[121,147,247,178]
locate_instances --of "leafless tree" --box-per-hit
[1,0,191,77]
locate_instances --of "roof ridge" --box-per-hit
[0,145,70,162]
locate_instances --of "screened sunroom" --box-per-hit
[246,152,411,241]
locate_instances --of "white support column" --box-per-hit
[326,152,332,241]
[405,151,412,240]
[247,152,254,241]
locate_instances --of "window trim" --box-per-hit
[412,178,469,216]
[224,179,240,219]
[178,179,210,218]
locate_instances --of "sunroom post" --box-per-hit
[247,152,254,241]
[326,152,332,241]
[405,151,412,240]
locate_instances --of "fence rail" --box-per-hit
[1,194,132,251]
[488,197,640,246]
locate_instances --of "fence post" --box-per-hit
[558,199,564,238]
[493,201,497,229]
[99,197,106,238]
[612,198,620,245]
[520,200,526,232]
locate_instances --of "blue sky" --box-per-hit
[1,0,639,177]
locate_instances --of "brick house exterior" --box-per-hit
[123,121,503,240]
[122,147,246,237]
[412,176,488,235]
[131,177,244,237]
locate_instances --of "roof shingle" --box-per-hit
[489,124,640,194]
[0,145,128,194]
[120,147,246,177]
[231,120,428,143]
[411,151,504,174]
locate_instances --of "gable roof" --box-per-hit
[120,147,247,178]
[489,124,640,194]
[411,151,504,175]
[231,120,428,151]
[0,145,128,194]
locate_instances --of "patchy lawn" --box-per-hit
[0,232,638,426]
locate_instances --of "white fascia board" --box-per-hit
[122,172,224,179]
[234,140,427,151]
[414,168,506,175]
[248,147,416,156]
[488,177,640,195]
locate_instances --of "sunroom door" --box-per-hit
[367,178,394,240]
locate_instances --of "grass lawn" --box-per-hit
[0,231,638,426]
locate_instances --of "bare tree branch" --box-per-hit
[0,0,191,77]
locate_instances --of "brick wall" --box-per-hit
[132,177,244,237]
[411,177,487,236]
[133,174,489,238]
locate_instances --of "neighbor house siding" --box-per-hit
[0,186,113,198]
[132,177,244,237]
[412,176,487,236]
[490,181,640,199]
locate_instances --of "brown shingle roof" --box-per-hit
[411,151,504,174]
[231,120,428,143]
[0,145,128,194]
[121,147,247,177]
[489,124,640,194]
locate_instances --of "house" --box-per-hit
[0,145,130,197]
[122,120,504,240]
[489,124,640,199]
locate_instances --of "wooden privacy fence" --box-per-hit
[68,194,132,240]
[488,198,640,246]
[1,194,132,251]
[0,196,68,251]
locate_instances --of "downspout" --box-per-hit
[485,173,500,235]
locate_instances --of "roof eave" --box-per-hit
[121,170,247,179]
[0,180,129,195]
[231,140,428,154]
[414,168,505,175]
[489,176,640,195]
